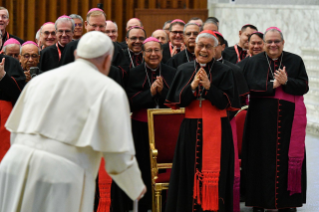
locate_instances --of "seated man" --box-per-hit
[0,31,146,212]
[19,41,41,83]
[2,38,20,60]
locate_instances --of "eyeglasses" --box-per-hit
[196,43,214,50]
[106,30,117,34]
[170,31,183,35]
[185,31,199,37]
[57,30,72,35]
[265,40,282,45]
[0,15,8,20]
[42,31,56,36]
[129,37,145,41]
[22,54,39,59]
[74,23,82,27]
[7,53,19,58]
[87,21,106,29]
[144,49,161,54]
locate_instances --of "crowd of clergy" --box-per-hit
[0,5,308,212]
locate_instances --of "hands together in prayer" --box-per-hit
[191,68,210,90]
[150,76,164,96]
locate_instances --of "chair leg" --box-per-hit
[155,189,162,212]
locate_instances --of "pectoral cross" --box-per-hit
[198,97,204,108]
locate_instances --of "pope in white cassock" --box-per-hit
[0,31,146,212]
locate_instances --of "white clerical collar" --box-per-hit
[129,49,142,55]
[236,43,247,51]
[272,58,278,61]
[217,56,223,61]
[195,59,207,67]
[58,41,64,47]
[146,63,159,72]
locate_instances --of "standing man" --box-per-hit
[162,19,185,63]
[0,7,24,50]
[105,20,118,42]
[223,24,257,64]
[39,22,57,50]
[166,23,200,68]
[0,47,26,162]
[118,18,143,49]
[165,30,236,212]
[39,15,74,72]
[188,17,203,28]
[241,27,308,212]
[124,26,145,69]
[19,41,41,83]
[126,37,176,212]
[162,20,172,35]
[151,29,168,44]
[2,38,21,60]
[70,14,84,40]
[0,31,146,212]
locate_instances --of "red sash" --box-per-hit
[185,100,227,211]
[97,158,112,212]
[0,100,12,162]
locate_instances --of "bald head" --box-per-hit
[105,21,118,42]
[20,43,40,71]
[40,23,57,48]
[126,18,143,31]
[152,29,168,44]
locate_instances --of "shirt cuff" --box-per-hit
[0,71,6,81]
[108,158,145,200]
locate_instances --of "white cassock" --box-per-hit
[0,59,144,212]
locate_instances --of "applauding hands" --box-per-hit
[150,76,164,96]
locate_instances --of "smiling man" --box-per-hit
[105,20,118,42]
[39,22,57,49]
[126,37,176,212]
[151,29,168,44]
[223,24,257,64]
[241,27,308,212]
[162,19,185,63]
[69,14,83,40]
[166,23,200,68]
[165,30,237,212]
[20,41,40,83]
[39,15,74,72]
[0,7,24,50]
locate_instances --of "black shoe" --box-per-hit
[253,207,264,212]
[278,208,297,212]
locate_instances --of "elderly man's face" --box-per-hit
[249,34,264,56]
[239,27,256,50]
[169,24,184,47]
[126,28,145,53]
[183,25,200,52]
[264,30,284,59]
[73,18,83,38]
[105,21,118,42]
[0,10,9,32]
[152,30,168,44]
[40,24,57,47]
[195,37,216,64]
[85,14,106,32]
[143,41,162,69]
[4,44,20,60]
[126,19,142,31]
[20,44,40,71]
[56,21,73,46]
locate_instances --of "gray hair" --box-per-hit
[0,7,9,18]
[69,14,83,23]
[195,33,218,47]
[113,22,118,30]
[55,18,75,32]
[263,28,284,41]
[35,30,40,40]
[183,23,200,34]
[20,44,40,55]
[203,20,219,31]
[162,20,172,29]
[3,43,20,54]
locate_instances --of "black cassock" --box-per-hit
[111,63,176,212]
[39,43,65,72]
[241,51,308,209]
[222,45,247,64]
[161,42,172,64]
[166,49,195,69]
[165,60,236,212]
[0,32,24,50]
[122,49,143,87]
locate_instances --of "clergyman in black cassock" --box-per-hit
[241,27,308,211]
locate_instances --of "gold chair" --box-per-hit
[147,108,185,212]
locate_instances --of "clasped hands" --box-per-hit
[150,76,164,96]
[191,68,210,90]
[273,66,288,88]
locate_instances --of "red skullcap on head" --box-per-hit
[213,31,224,38]
[22,41,39,47]
[199,30,217,38]
[42,22,55,26]
[87,8,104,14]
[266,27,282,32]
[143,37,160,44]
[171,19,185,24]
[58,15,72,19]
[3,38,20,47]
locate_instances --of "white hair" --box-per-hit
[35,30,40,40]
[55,18,75,32]
[113,22,118,31]
[195,33,218,47]
[3,43,20,54]
[0,7,9,18]
[69,14,83,23]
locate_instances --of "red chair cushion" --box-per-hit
[155,170,171,183]
[235,109,247,158]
